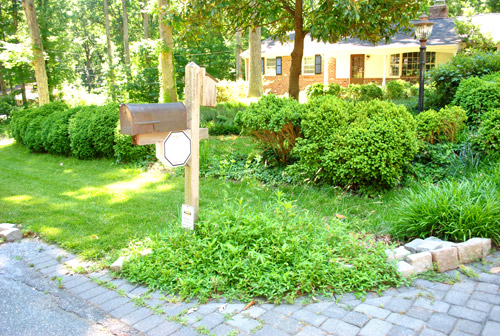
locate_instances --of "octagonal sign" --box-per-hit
[162,131,191,167]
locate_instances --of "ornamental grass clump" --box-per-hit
[122,194,402,302]
[392,167,500,244]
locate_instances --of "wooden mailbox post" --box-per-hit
[119,62,216,229]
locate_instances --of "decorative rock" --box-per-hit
[406,252,433,273]
[386,247,411,261]
[0,228,23,242]
[416,240,443,253]
[404,239,425,253]
[110,256,129,272]
[457,238,483,264]
[0,223,16,231]
[431,247,459,272]
[424,236,442,242]
[397,261,416,277]
[481,238,492,257]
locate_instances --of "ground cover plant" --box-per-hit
[123,194,403,302]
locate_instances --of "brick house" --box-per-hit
[242,4,500,95]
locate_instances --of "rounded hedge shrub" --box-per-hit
[113,123,155,163]
[68,105,99,159]
[305,83,325,99]
[385,80,409,99]
[477,109,500,153]
[325,83,342,97]
[291,96,418,189]
[360,83,383,100]
[235,95,304,164]
[452,77,500,124]
[416,106,467,144]
[41,106,81,156]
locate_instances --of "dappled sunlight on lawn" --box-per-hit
[2,195,33,203]
[0,138,14,147]
[62,170,170,204]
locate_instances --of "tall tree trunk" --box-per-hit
[158,0,177,103]
[235,30,242,80]
[12,0,19,33]
[122,0,130,65]
[289,0,304,101]
[0,64,7,96]
[143,0,149,39]
[104,0,116,100]
[21,0,49,106]
[247,26,263,97]
[21,82,27,105]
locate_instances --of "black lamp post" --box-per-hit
[414,14,434,113]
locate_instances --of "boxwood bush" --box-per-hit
[113,124,155,164]
[291,97,418,189]
[477,109,500,153]
[200,102,245,136]
[41,106,81,156]
[235,95,304,164]
[452,76,500,124]
[68,106,99,159]
[416,106,467,144]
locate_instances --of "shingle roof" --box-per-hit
[242,13,500,57]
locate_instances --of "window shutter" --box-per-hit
[315,55,322,74]
[261,58,265,75]
[276,57,282,75]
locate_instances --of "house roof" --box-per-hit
[242,13,500,58]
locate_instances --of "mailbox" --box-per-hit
[119,103,187,136]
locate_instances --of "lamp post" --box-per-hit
[414,14,434,113]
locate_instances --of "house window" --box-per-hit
[390,54,400,76]
[261,58,265,75]
[266,58,276,76]
[315,55,322,74]
[276,57,282,75]
[390,52,436,77]
[303,56,315,74]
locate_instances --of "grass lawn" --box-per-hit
[0,135,404,263]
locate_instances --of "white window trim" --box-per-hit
[265,57,277,77]
[388,52,437,78]
[302,56,315,75]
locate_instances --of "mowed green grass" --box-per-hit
[0,136,403,262]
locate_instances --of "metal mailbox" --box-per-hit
[119,103,187,136]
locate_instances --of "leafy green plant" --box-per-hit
[235,95,304,164]
[392,168,500,244]
[68,105,99,159]
[428,51,500,108]
[123,194,402,302]
[325,83,342,97]
[291,97,418,189]
[477,109,500,153]
[305,83,325,99]
[113,123,156,164]
[360,83,383,100]
[0,94,20,117]
[200,102,245,136]
[385,80,409,99]
[452,76,500,124]
[41,106,81,156]
[416,106,467,144]
[342,84,362,100]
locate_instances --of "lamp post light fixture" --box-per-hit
[414,14,434,113]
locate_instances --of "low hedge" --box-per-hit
[416,106,467,144]
[477,109,500,153]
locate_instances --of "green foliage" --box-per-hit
[428,51,500,108]
[392,167,500,245]
[455,17,496,53]
[200,102,245,136]
[235,95,304,164]
[325,83,342,97]
[41,107,80,156]
[342,84,362,100]
[305,83,325,99]
[416,106,467,144]
[68,103,119,160]
[452,76,500,124]
[126,40,160,103]
[123,194,402,302]
[10,102,68,149]
[385,80,409,99]
[0,95,19,117]
[292,97,418,189]
[477,109,500,153]
[113,125,155,164]
[360,83,383,100]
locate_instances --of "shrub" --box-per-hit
[325,83,342,97]
[68,106,98,159]
[416,106,467,144]
[216,80,248,102]
[477,109,500,153]
[342,84,362,100]
[305,83,325,99]
[200,102,245,135]
[10,102,68,145]
[452,77,500,124]
[235,95,304,164]
[113,124,155,163]
[122,194,403,302]
[41,106,81,156]
[385,80,409,99]
[428,51,500,108]
[392,169,500,244]
[360,83,383,100]
[291,97,418,189]
[0,95,19,117]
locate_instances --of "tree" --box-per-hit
[21,0,49,105]
[247,27,262,97]
[235,29,243,80]
[122,0,130,65]
[158,0,177,103]
[186,0,422,100]
[104,0,116,99]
